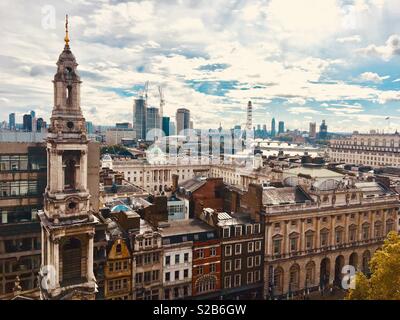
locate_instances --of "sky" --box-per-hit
[1,0,400,133]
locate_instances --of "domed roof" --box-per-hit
[111,204,130,213]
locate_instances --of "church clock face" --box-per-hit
[66,199,78,213]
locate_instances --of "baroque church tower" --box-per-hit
[38,15,97,300]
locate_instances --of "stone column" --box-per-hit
[87,233,95,281]
[46,148,50,189]
[57,151,63,192]
[41,226,45,266]
[330,215,335,247]
[370,210,375,239]
[316,217,320,250]
[81,150,88,190]
[265,223,272,257]
[284,221,289,256]
[53,238,60,287]
[329,256,335,285]
[47,235,51,268]
[344,213,349,244]
[300,219,305,252]
[383,209,388,234]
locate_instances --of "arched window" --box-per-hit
[305,261,316,286]
[289,264,300,291]
[64,159,76,190]
[349,252,358,270]
[362,250,371,275]
[273,267,284,294]
[195,275,217,294]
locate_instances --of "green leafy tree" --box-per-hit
[347,232,400,300]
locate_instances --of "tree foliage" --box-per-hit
[347,232,400,300]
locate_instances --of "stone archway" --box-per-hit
[349,252,358,270]
[334,255,345,287]
[320,257,330,288]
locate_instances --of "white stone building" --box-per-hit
[329,132,400,167]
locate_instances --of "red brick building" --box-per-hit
[177,177,225,218]
[192,237,221,299]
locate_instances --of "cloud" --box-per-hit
[357,34,400,61]
[325,102,364,114]
[357,72,390,83]
[0,0,399,133]
[336,35,362,43]
[288,106,320,114]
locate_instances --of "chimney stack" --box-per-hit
[172,174,179,193]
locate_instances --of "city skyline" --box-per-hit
[1,1,400,133]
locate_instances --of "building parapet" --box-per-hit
[263,194,399,215]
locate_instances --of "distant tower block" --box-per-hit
[246,101,253,131]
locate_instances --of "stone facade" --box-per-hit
[329,132,400,167]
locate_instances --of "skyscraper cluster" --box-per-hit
[133,87,191,141]
[6,111,46,132]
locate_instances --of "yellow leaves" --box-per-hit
[347,232,400,300]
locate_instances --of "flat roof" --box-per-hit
[158,219,215,237]
[284,167,343,179]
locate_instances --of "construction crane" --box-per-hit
[158,85,164,129]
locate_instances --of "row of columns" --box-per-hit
[266,208,396,257]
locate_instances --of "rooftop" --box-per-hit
[262,187,311,206]
[178,177,207,193]
[284,166,343,179]
[158,219,215,237]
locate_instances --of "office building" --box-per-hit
[22,114,32,132]
[319,120,328,140]
[278,121,285,135]
[86,121,94,134]
[146,107,161,134]
[133,97,146,140]
[271,118,276,137]
[176,108,190,135]
[116,122,132,129]
[8,113,15,130]
[309,122,317,139]
[162,117,170,136]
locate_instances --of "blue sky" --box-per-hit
[1,0,400,132]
